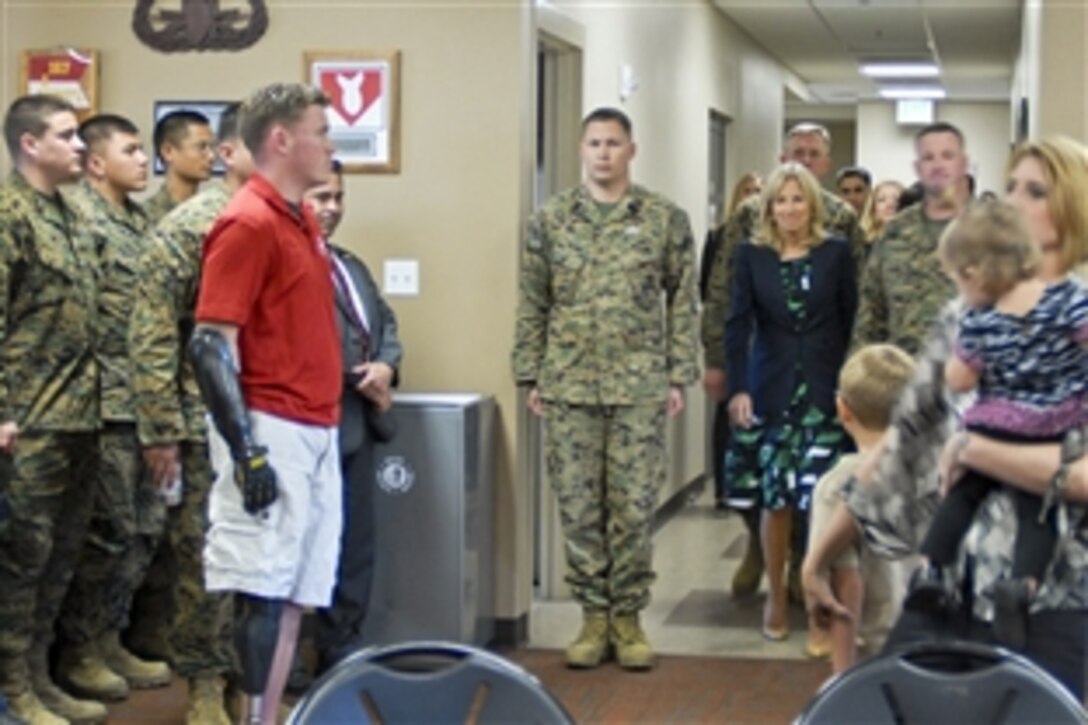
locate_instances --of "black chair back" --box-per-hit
[796,641,1085,724]
[287,640,573,724]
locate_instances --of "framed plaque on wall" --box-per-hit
[20,48,99,120]
[304,50,401,174]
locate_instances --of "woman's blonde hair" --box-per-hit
[722,172,762,223]
[938,200,1040,298]
[1006,136,1088,272]
[754,162,825,251]
[860,180,905,243]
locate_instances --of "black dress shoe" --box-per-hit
[904,563,953,614]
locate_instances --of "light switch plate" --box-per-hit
[384,259,419,296]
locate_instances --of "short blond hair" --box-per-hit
[938,200,1040,298]
[838,344,914,431]
[240,82,329,158]
[755,162,826,251]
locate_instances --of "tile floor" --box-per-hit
[530,484,815,662]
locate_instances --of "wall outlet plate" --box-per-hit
[384,259,419,296]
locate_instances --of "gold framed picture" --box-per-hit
[20,48,99,120]
[304,50,402,174]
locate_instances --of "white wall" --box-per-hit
[856,101,1012,195]
[939,103,1013,194]
[1011,0,1042,140]
[545,0,787,498]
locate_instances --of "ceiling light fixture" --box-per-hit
[861,62,940,78]
[878,86,947,100]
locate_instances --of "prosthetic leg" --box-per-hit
[235,596,282,724]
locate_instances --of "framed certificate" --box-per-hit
[20,48,99,119]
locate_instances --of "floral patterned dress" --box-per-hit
[724,255,849,512]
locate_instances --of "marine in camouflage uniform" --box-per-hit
[851,203,958,357]
[129,183,235,684]
[57,180,169,660]
[512,181,699,628]
[0,169,100,709]
[141,183,177,226]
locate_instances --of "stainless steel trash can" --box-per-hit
[361,393,496,646]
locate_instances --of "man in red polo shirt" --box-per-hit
[188,82,339,725]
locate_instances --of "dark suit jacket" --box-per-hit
[331,245,403,456]
[725,237,856,421]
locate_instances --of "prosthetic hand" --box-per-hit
[235,447,278,516]
[235,594,283,723]
[188,327,278,514]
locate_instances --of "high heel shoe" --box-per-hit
[762,600,789,641]
[762,624,789,642]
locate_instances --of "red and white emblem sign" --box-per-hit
[306,51,401,173]
[318,67,384,127]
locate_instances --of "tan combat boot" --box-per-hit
[609,613,654,671]
[5,690,69,725]
[28,646,107,724]
[185,676,230,725]
[57,642,128,702]
[564,610,610,668]
[97,631,171,689]
[731,533,765,597]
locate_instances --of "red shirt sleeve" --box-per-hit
[195,217,274,326]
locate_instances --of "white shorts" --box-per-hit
[204,410,342,607]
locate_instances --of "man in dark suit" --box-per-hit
[304,159,403,672]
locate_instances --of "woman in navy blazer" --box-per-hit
[724,163,857,641]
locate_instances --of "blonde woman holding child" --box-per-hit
[905,200,1088,650]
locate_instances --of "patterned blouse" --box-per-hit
[957,278,1088,437]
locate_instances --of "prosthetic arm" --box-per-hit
[187,326,277,515]
[189,327,283,721]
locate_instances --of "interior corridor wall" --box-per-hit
[546,0,786,502]
[1036,0,1088,140]
[0,0,535,622]
[855,101,1012,200]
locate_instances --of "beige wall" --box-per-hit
[549,1,786,500]
[1036,0,1088,140]
[855,101,1012,196]
[1,0,535,620]
[1016,0,1088,141]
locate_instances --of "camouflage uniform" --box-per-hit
[128,184,233,678]
[512,184,699,613]
[58,181,168,646]
[851,204,958,357]
[0,171,99,696]
[701,189,864,371]
[141,184,177,226]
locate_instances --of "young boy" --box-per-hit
[806,344,915,673]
